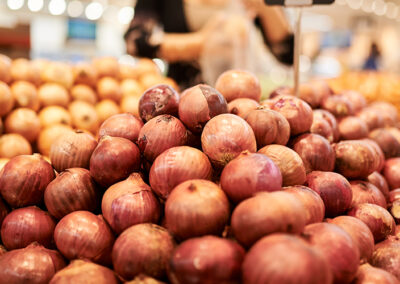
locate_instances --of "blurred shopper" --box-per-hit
[363,42,381,71]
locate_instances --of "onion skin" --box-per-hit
[38,124,74,157]
[242,234,333,284]
[102,173,161,234]
[0,133,32,158]
[0,243,66,284]
[68,100,99,134]
[50,259,119,284]
[363,138,385,173]
[39,106,72,128]
[10,80,40,111]
[371,236,400,280]
[0,82,14,117]
[348,203,395,242]
[44,168,100,219]
[231,191,307,248]
[305,171,352,217]
[258,144,306,186]
[313,109,339,142]
[138,115,187,162]
[126,275,165,284]
[0,197,8,228]
[353,263,400,284]
[350,181,387,208]
[310,113,336,143]
[95,99,120,123]
[245,108,290,147]
[168,236,245,284]
[201,114,256,168]
[97,77,122,102]
[70,84,98,104]
[296,80,331,108]
[369,102,398,127]
[341,90,367,113]
[284,186,325,225]
[369,128,400,159]
[178,84,228,133]
[321,94,354,118]
[302,223,360,284]
[165,179,230,240]
[99,113,143,142]
[112,223,175,280]
[357,107,385,131]
[383,158,400,190]
[389,189,400,222]
[0,154,55,207]
[38,83,70,108]
[228,98,259,118]
[368,171,390,203]
[220,152,282,203]
[149,146,212,199]
[54,211,115,265]
[290,133,335,173]
[338,116,369,140]
[5,107,41,143]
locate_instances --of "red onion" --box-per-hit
[387,127,400,144]
[50,130,98,172]
[1,206,56,250]
[125,275,165,284]
[112,223,175,280]
[389,189,400,222]
[149,146,212,199]
[0,197,9,228]
[313,109,340,142]
[302,223,360,284]
[54,211,115,265]
[0,243,66,284]
[310,112,336,143]
[369,128,400,159]
[138,115,187,162]
[245,107,290,147]
[90,136,141,187]
[357,107,385,131]
[371,236,400,279]
[220,152,282,203]
[215,69,261,102]
[102,173,161,234]
[165,179,230,240]
[168,236,245,284]
[284,185,325,225]
[368,171,390,203]
[369,101,398,126]
[353,263,399,284]
[321,94,354,118]
[178,84,228,133]
[384,158,400,190]
[139,84,179,122]
[297,81,331,108]
[0,245,6,257]
[0,154,55,207]
[338,116,369,140]
[269,86,292,98]
[305,171,352,217]
[44,168,100,219]
[228,98,259,118]
[340,90,367,112]
[50,259,119,284]
[350,180,387,208]
[348,203,395,242]
[231,191,307,247]
[327,216,374,262]
[242,234,332,284]
[98,113,143,142]
[364,138,385,172]
[201,114,256,168]
[258,145,306,186]
[290,133,335,173]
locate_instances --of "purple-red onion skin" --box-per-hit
[321,95,354,118]
[371,236,400,280]
[215,70,261,102]
[357,107,385,131]
[368,171,390,203]
[338,116,369,140]
[305,171,352,217]
[102,173,161,234]
[310,113,336,143]
[0,154,55,207]
[149,146,212,200]
[242,234,333,284]
[165,179,230,240]
[220,152,282,203]
[112,223,175,280]
[168,236,245,284]
[389,189,400,222]
[363,138,385,173]
[98,113,143,142]
[340,90,367,113]
[231,191,307,248]
[228,98,259,118]
[369,101,398,126]
[350,180,387,208]
[353,263,400,284]
[0,197,9,228]
[369,128,400,159]
[384,158,400,190]
[313,109,340,142]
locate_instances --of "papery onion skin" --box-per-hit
[296,81,331,108]
[10,80,40,111]
[0,245,6,257]
[0,154,55,207]
[321,94,354,118]
[368,171,390,203]
[0,134,31,159]
[165,179,230,240]
[353,263,400,284]
[68,100,99,134]
[228,98,259,118]
[363,138,385,173]
[302,222,360,284]
[340,90,367,113]
[168,236,245,284]
[98,113,143,142]
[369,101,398,127]
[54,211,115,265]
[383,158,400,190]
[310,113,336,143]
[220,152,282,203]
[38,124,74,157]
[313,109,340,142]
[112,223,175,280]
[70,84,98,104]
[5,107,41,143]
[0,243,66,284]
[389,189,400,222]
[44,168,100,220]
[338,116,369,140]
[231,191,307,248]
[242,234,333,284]
[149,146,212,200]
[350,181,387,208]
[0,82,14,117]
[357,107,385,131]
[371,236,400,280]
[369,128,400,159]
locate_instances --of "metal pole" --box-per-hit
[293,7,302,97]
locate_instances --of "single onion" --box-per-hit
[1,206,56,250]
[10,81,40,111]
[73,62,98,87]
[70,84,98,104]
[302,222,360,284]
[389,189,400,222]
[178,84,228,133]
[99,113,143,142]
[0,82,14,117]
[50,259,118,284]
[363,138,385,172]
[120,95,140,116]
[169,236,245,284]
[353,263,399,284]
[340,90,367,112]
[369,101,398,126]
[357,107,385,130]
[92,57,120,78]
[41,62,73,89]
[284,185,325,225]
[0,197,9,228]
[242,234,332,284]
[321,94,354,118]
[10,58,40,85]
[258,144,306,186]
[313,109,340,142]
[338,116,369,140]
[368,171,390,203]
[39,106,72,128]
[220,152,282,203]
[50,130,97,172]
[371,236,400,279]
[296,81,331,108]
[165,179,230,240]
[38,83,70,107]
[121,78,143,97]
[348,203,395,242]
[149,146,212,199]
[68,100,99,134]
[95,99,120,123]
[228,98,259,118]
[384,158,400,190]
[37,124,74,157]
[97,77,122,102]
[0,54,11,84]
[112,223,175,280]
[0,154,55,207]
[0,133,32,158]
[54,211,114,265]
[350,180,387,208]
[327,216,374,262]
[44,168,100,219]
[310,112,336,143]
[245,107,290,147]
[102,173,161,234]
[386,127,400,145]
[231,191,307,247]
[369,128,400,159]
[0,243,66,284]
[215,69,261,102]
[305,171,352,217]
[5,107,41,143]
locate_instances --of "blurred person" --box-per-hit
[363,42,381,71]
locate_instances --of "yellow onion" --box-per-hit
[97,77,122,102]
[41,62,74,89]
[92,57,120,78]
[37,124,74,156]
[5,108,41,143]
[140,73,165,90]
[121,78,143,97]
[120,95,140,116]
[0,133,32,158]
[95,99,120,124]
[0,54,11,84]
[10,80,40,111]
[69,100,99,133]
[38,83,70,107]
[73,62,98,87]
[0,82,14,117]
[70,84,98,104]
[39,106,72,128]
[10,58,40,85]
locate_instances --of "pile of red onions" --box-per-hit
[367,171,390,202]
[371,237,400,279]
[98,113,143,142]
[338,116,369,140]
[354,263,399,284]
[349,180,387,208]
